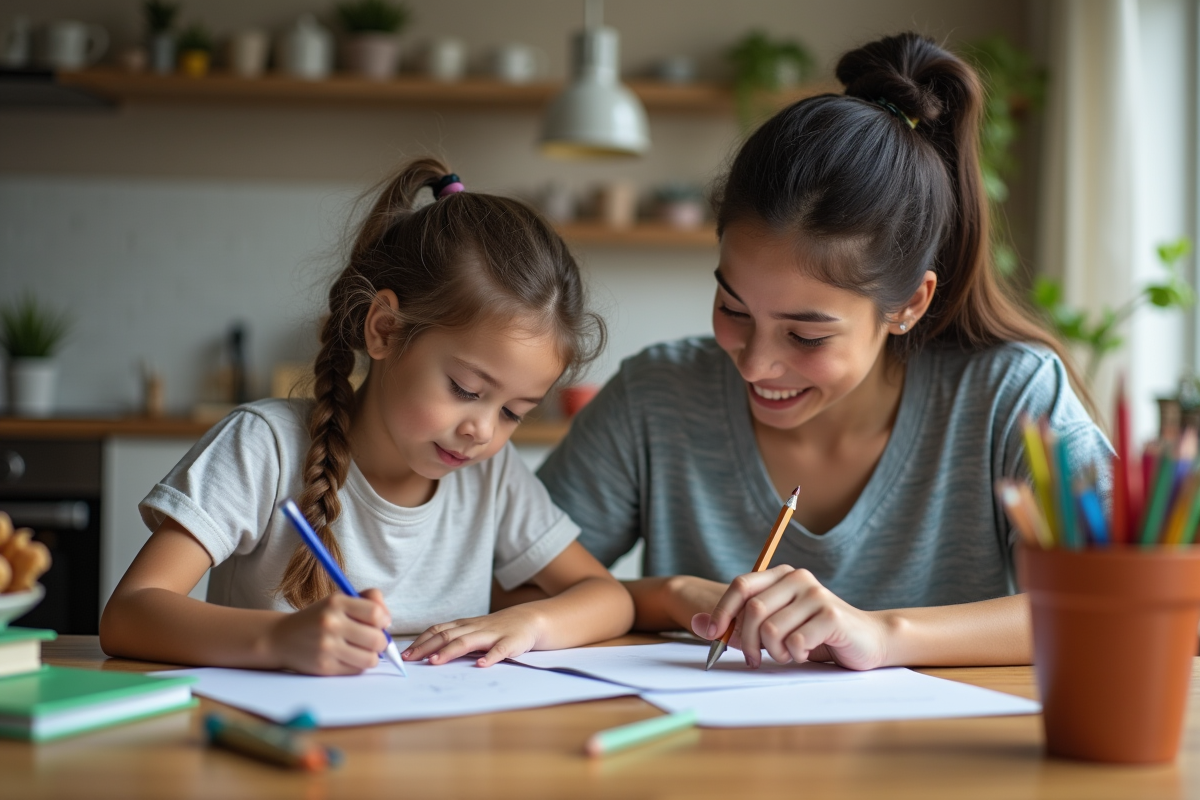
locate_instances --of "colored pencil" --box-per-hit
[1112,381,1130,544]
[1117,384,1143,540]
[1163,471,1200,545]
[996,481,1039,548]
[1021,418,1058,545]
[1045,428,1081,549]
[1141,447,1177,545]
[585,710,699,756]
[1180,475,1200,545]
[1015,483,1054,548]
[705,486,799,671]
[1075,475,1109,546]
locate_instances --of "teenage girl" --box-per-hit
[537,33,1111,669]
[100,158,634,675]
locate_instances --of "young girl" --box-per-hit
[537,33,1111,669]
[100,158,634,675]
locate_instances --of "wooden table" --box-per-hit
[4,637,1198,799]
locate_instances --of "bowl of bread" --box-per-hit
[0,512,52,629]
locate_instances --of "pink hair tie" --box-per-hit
[432,173,465,198]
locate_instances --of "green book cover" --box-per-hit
[0,627,57,645]
[0,666,197,742]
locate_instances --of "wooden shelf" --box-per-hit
[556,221,716,247]
[56,68,837,115]
[0,415,570,446]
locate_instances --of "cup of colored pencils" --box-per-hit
[998,385,1200,764]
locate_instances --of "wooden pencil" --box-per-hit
[705,486,799,671]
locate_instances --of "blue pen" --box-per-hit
[280,498,407,676]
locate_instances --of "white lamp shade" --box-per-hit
[541,26,649,158]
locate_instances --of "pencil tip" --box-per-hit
[791,486,800,497]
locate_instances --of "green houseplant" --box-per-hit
[0,294,72,418]
[336,0,411,81]
[144,0,180,75]
[727,31,815,130]
[1031,238,1194,382]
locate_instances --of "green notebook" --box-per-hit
[0,666,197,742]
[0,627,56,679]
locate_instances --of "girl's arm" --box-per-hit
[404,541,635,667]
[99,517,393,675]
[692,565,1030,669]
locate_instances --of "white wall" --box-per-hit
[0,176,717,412]
[0,0,1031,414]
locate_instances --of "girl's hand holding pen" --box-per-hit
[692,565,889,671]
[404,605,544,668]
[268,588,393,676]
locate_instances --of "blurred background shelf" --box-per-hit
[556,222,716,247]
[54,69,835,115]
[0,416,571,447]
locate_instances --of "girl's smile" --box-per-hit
[434,443,469,467]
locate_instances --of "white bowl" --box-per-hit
[0,583,45,629]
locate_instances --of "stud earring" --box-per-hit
[899,322,908,332]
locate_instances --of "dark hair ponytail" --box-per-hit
[715,32,1091,406]
[277,157,605,609]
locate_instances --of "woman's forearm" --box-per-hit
[878,594,1032,667]
[100,587,285,669]
[528,576,635,649]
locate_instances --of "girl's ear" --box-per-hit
[363,289,402,361]
[889,270,937,335]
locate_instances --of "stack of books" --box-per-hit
[0,627,196,742]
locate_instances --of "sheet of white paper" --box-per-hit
[643,667,1041,727]
[509,643,863,692]
[155,653,633,727]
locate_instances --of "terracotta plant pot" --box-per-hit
[1019,545,1200,764]
[344,33,400,81]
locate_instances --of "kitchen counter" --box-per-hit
[0,416,571,446]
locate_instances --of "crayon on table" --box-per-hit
[585,710,699,757]
[280,498,407,676]
[205,713,337,771]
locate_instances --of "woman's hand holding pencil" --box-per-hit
[267,589,395,676]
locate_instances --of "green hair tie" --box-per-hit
[875,98,919,130]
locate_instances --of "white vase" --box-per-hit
[345,33,400,81]
[279,14,333,80]
[9,358,57,418]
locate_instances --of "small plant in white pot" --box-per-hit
[337,0,410,81]
[0,295,71,418]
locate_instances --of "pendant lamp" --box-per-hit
[541,0,649,158]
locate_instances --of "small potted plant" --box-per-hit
[655,183,707,230]
[144,0,179,75]
[727,31,815,130]
[0,294,71,418]
[336,0,410,81]
[176,24,214,78]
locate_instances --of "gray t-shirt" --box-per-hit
[539,338,1110,610]
[141,398,580,633]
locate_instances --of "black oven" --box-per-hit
[0,438,101,635]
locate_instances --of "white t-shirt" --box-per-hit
[140,398,581,634]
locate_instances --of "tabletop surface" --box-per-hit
[3,636,1198,799]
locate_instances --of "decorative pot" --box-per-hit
[150,32,175,74]
[279,14,333,81]
[9,358,57,418]
[179,49,210,78]
[344,33,400,80]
